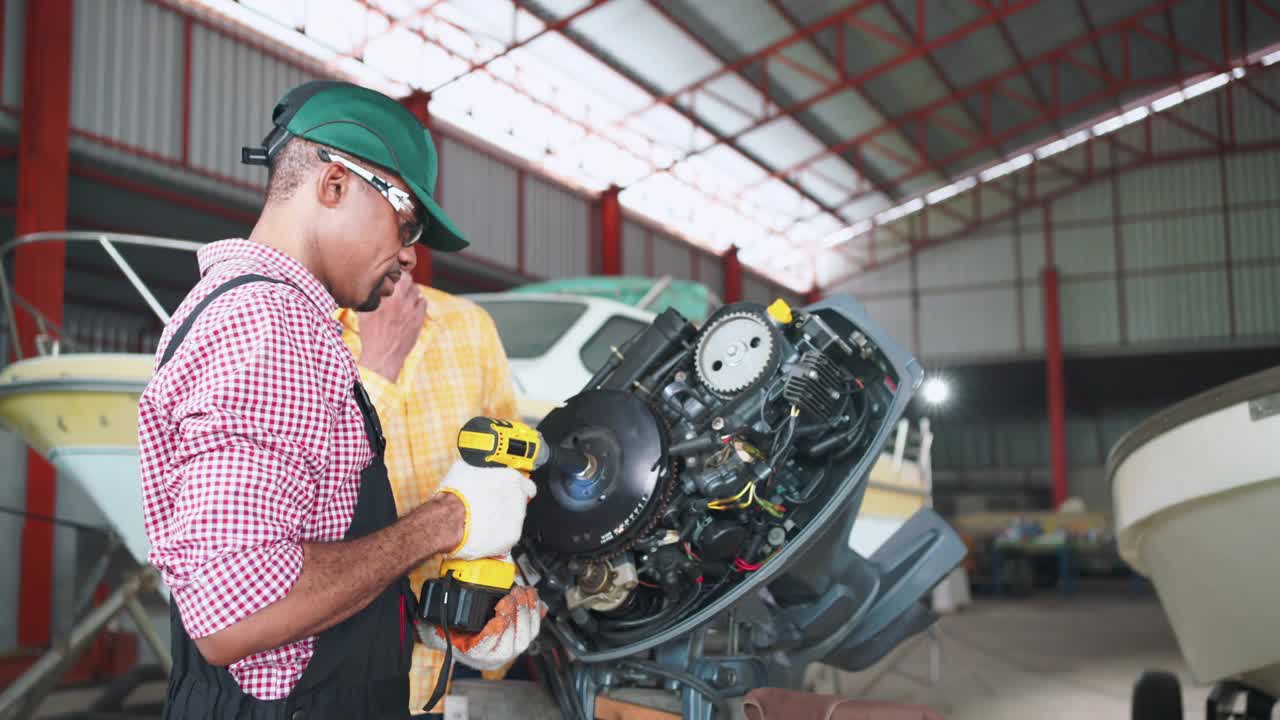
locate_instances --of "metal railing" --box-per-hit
[0,232,201,360]
[877,417,935,499]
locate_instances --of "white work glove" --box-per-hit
[436,460,537,561]
[418,584,546,671]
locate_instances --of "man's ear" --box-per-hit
[316,161,348,210]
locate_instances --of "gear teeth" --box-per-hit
[582,369,683,561]
[695,310,777,397]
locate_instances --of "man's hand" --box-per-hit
[436,460,537,561]
[357,272,426,383]
[419,585,546,671]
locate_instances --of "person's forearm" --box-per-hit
[193,493,463,666]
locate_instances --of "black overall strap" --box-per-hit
[159,273,413,719]
[159,274,298,369]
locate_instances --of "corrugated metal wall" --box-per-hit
[70,0,184,161]
[833,154,1280,362]
[439,137,520,270]
[650,232,692,280]
[829,72,1280,363]
[932,406,1160,512]
[522,177,590,279]
[696,251,725,298]
[621,219,646,276]
[742,271,802,308]
[2,0,25,110]
[5,0,769,302]
[188,21,315,188]
[0,427,27,650]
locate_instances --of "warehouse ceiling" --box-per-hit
[174,0,1280,291]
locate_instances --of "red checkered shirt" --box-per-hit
[139,239,374,700]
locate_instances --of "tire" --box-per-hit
[1132,669,1183,720]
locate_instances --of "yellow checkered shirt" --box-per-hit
[338,285,517,715]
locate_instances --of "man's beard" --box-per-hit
[355,284,382,312]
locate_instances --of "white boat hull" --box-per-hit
[1110,366,1280,695]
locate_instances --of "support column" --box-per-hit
[722,247,742,303]
[15,0,73,649]
[599,186,622,276]
[401,90,434,286]
[1042,204,1068,509]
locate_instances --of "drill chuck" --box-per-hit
[457,416,599,479]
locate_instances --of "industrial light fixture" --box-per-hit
[921,376,950,406]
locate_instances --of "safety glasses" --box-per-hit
[316,148,424,247]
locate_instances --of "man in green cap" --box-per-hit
[138,80,541,719]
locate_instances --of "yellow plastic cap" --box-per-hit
[767,299,793,325]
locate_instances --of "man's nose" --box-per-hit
[398,245,418,273]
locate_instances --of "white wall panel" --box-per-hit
[71,0,183,160]
[189,23,315,187]
[1060,277,1120,348]
[695,252,725,297]
[835,259,911,298]
[523,177,589,279]
[741,273,769,305]
[916,229,1015,289]
[1231,207,1280,261]
[1019,225,1046,279]
[1226,151,1280,204]
[651,233,692,280]
[622,220,646,276]
[438,137,518,269]
[1118,159,1221,215]
[1052,179,1113,225]
[1122,214,1224,270]
[1021,283,1044,352]
[919,288,1019,358]
[1233,265,1280,337]
[1054,225,1116,275]
[2,0,24,109]
[1124,270,1231,344]
[742,272,800,307]
[861,298,913,355]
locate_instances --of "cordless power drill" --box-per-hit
[417,417,596,633]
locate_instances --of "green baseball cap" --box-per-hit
[243,80,467,252]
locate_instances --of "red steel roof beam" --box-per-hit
[428,0,616,93]
[352,1,782,235]
[608,0,889,126]
[623,0,1040,185]
[764,0,922,201]
[816,67,1187,211]
[509,0,850,249]
[748,0,1208,208]
[823,61,1280,287]
[881,0,984,180]
[641,0,879,202]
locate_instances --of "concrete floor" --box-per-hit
[807,581,1210,720]
[29,581,1207,719]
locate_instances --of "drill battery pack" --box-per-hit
[417,558,516,634]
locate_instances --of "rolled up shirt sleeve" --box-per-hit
[143,288,340,639]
